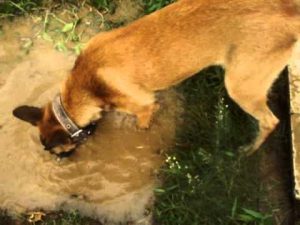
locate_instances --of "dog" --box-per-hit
[12,0,300,156]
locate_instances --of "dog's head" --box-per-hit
[13,103,77,156]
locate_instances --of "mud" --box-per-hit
[0,19,182,224]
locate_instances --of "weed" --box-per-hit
[47,211,83,225]
[89,0,116,13]
[230,198,273,225]
[143,0,176,13]
[236,208,272,225]
[0,0,41,18]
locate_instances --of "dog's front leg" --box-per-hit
[134,103,160,129]
[114,91,160,129]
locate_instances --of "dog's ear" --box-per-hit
[12,105,43,126]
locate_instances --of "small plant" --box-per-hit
[143,0,176,14]
[37,210,101,225]
[41,13,79,53]
[236,208,272,225]
[230,199,273,225]
[0,0,41,18]
[89,0,116,13]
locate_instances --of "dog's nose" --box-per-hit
[40,136,51,151]
[39,135,46,145]
[44,146,51,151]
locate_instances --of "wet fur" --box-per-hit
[13,0,300,154]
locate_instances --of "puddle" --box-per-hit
[0,18,182,224]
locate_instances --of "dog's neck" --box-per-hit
[59,76,104,128]
[57,47,123,128]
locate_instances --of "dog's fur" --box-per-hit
[13,0,300,155]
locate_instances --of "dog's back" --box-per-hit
[82,0,300,91]
[82,0,300,154]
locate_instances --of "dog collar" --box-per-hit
[52,94,95,143]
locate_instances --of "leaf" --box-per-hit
[154,188,166,193]
[62,22,74,33]
[237,214,255,222]
[225,151,234,157]
[231,198,238,218]
[71,33,80,42]
[73,44,83,55]
[42,32,52,42]
[166,185,179,191]
[242,208,264,219]
[55,42,67,52]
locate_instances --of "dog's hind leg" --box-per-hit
[224,48,294,155]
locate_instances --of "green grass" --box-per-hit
[41,210,101,225]
[0,0,115,18]
[0,0,42,18]
[0,0,174,18]
[142,0,175,13]
[0,210,101,225]
[153,67,273,225]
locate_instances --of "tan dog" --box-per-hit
[13,0,300,155]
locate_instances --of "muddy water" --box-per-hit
[0,20,182,223]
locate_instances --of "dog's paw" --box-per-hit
[136,119,151,129]
[136,103,160,129]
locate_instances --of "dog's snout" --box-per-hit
[44,146,51,151]
[39,135,46,146]
[43,142,52,151]
[39,136,51,150]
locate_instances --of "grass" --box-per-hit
[41,210,101,225]
[153,67,274,225]
[0,0,42,18]
[142,0,175,13]
[0,210,101,225]
[0,0,115,17]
